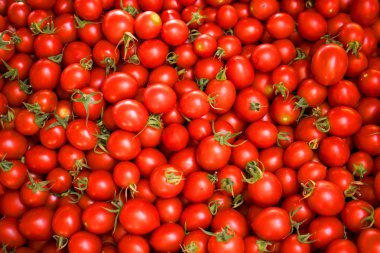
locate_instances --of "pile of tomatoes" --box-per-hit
[0,0,380,252]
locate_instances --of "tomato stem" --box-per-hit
[208,200,222,215]
[166,52,178,65]
[1,59,19,80]
[0,158,13,172]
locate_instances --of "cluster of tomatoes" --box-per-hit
[0,0,380,252]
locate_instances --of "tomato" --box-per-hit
[326,239,358,253]
[358,69,380,97]
[327,106,362,137]
[150,223,185,252]
[66,119,99,151]
[0,160,27,190]
[149,164,184,198]
[246,169,283,207]
[102,9,134,44]
[270,94,303,126]
[297,10,327,41]
[118,235,150,253]
[119,199,160,235]
[0,217,26,249]
[207,227,244,253]
[327,80,361,107]
[25,146,57,175]
[173,44,198,69]
[249,0,279,20]
[246,121,277,149]
[82,202,116,234]
[0,190,27,218]
[34,34,63,59]
[341,200,373,232]
[305,180,345,216]
[354,125,380,156]
[72,87,105,121]
[347,151,373,178]
[179,90,210,119]
[350,0,379,26]
[226,56,255,89]
[93,40,120,73]
[194,57,223,80]
[282,194,315,226]
[280,234,311,253]
[309,217,344,249]
[182,171,215,202]
[52,203,81,238]
[86,170,116,201]
[29,59,61,91]
[311,44,348,86]
[19,207,53,241]
[179,203,212,231]
[28,90,58,113]
[298,162,327,184]
[319,136,350,167]
[252,207,291,241]
[182,230,209,253]
[211,208,248,237]
[143,84,177,114]
[137,39,169,69]
[267,13,295,39]
[155,197,182,223]
[234,88,268,122]
[161,123,189,151]
[251,44,281,73]
[68,231,102,253]
[74,0,102,21]
[112,99,148,132]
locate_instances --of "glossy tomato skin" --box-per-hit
[66,119,99,151]
[150,223,185,252]
[234,88,268,122]
[207,232,244,253]
[0,217,26,249]
[118,235,150,253]
[86,170,116,201]
[306,180,345,216]
[311,44,348,85]
[325,239,358,253]
[354,125,380,156]
[358,228,380,253]
[309,216,344,249]
[82,202,116,234]
[0,130,28,160]
[119,199,160,235]
[251,207,291,241]
[19,207,54,241]
[319,136,350,167]
[68,231,102,253]
[107,130,141,160]
[52,203,82,238]
[149,164,185,198]
[341,200,373,233]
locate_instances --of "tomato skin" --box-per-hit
[102,9,135,44]
[282,194,315,226]
[183,230,209,253]
[327,106,362,137]
[0,131,27,160]
[207,232,244,253]
[149,164,184,198]
[118,235,150,253]
[212,208,248,237]
[68,231,102,253]
[354,125,380,156]
[137,39,169,69]
[280,234,311,253]
[270,94,301,125]
[143,84,177,114]
[74,0,103,21]
[225,56,255,90]
[341,200,373,233]
[29,59,61,91]
[196,136,231,171]
[25,146,57,175]
[327,80,361,108]
[155,197,182,223]
[180,203,212,231]
[306,180,345,216]
[326,239,358,253]
[119,199,160,235]
[249,0,279,21]
[150,223,185,252]
[319,136,350,167]
[82,202,116,234]
[52,203,81,238]
[248,171,283,207]
[19,207,54,241]
[234,88,268,122]
[0,217,26,249]
[161,123,189,152]
[309,217,344,249]
[297,10,327,41]
[298,162,327,184]
[66,119,99,151]
[358,69,380,98]
[252,207,291,241]
[311,44,348,86]
[86,170,116,201]
[350,0,379,26]
[0,160,28,190]
[113,99,148,132]
[182,171,215,202]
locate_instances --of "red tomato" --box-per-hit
[311,44,348,86]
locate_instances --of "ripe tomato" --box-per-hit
[234,88,268,122]
[311,44,348,86]
[155,197,182,223]
[207,227,244,253]
[102,9,134,44]
[68,231,102,253]
[118,235,149,253]
[0,217,26,249]
[319,136,350,167]
[297,10,327,41]
[29,59,61,91]
[341,200,373,232]
[305,180,345,216]
[119,199,160,235]
[309,216,344,249]
[19,207,54,241]
[354,125,380,156]
[25,146,57,175]
[52,203,81,238]
[182,171,215,202]
[149,164,184,198]
[150,223,185,252]
[82,202,116,234]
[251,207,291,241]
[326,239,358,253]
[86,170,116,201]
